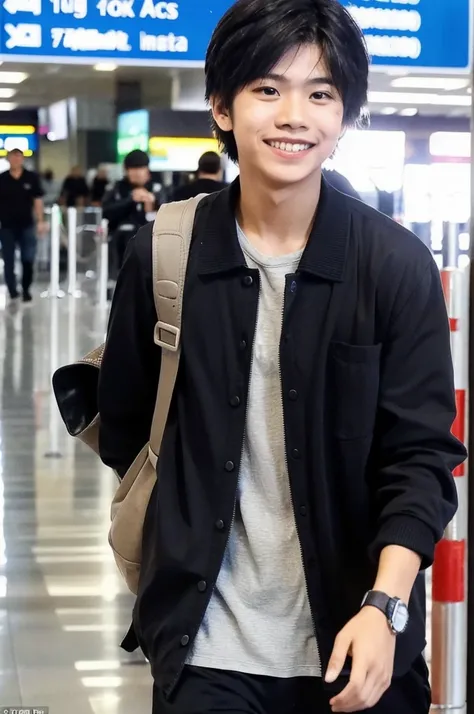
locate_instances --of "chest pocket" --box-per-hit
[330,342,382,440]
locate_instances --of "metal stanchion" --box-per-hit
[98,218,109,309]
[41,204,65,299]
[66,206,84,298]
[448,223,459,271]
[431,268,468,714]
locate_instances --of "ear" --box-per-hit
[210,95,233,133]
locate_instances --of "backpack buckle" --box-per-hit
[154,321,180,352]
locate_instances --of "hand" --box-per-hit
[36,221,48,238]
[325,607,396,712]
[132,188,155,204]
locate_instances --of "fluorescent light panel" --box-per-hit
[368,91,471,107]
[0,71,28,84]
[0,88,16,99]
[93,62,117,72]
[391,76,469,91]
[0,102,18,111]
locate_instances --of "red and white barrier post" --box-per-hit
[431,267,468,713]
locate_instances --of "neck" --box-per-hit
[10,167,23,178]
[237,168,322,256]
[198,172,220,181]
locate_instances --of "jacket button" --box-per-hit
[215,519,225,531]
[289,389,298,401]
[197,580,207,592]
[180,635,190,647]
[299,506,307,516]
[230,396,241,407]
[225,461,235,472]
[291,448,301,460]
[242,275,254,287]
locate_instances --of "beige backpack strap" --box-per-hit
[148,195,207,461]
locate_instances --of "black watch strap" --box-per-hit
[362,590,392,618]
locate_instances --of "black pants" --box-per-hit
[0,226,37,297]
[153,657,430,714]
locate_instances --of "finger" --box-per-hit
[330,650,369,711]
[325,632,352,684]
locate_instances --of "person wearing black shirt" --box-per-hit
[60,166,90,208]
[102,150,160,270]
[91,167,109,206]
[172,151,227,201]
[0,149,46,302]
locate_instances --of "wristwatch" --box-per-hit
[361,590,409,635]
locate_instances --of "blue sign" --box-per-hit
[0,0,470,69]
[0,0,233,63]
[340,0,470,71]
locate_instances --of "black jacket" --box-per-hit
[98,179,465,698]
[102,178,160,235]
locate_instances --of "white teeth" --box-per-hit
[269,141,311,153]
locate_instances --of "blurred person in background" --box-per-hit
[41,168,61,206]
[102,149,160,270]
[60,165,90,208]
[91,166,110,207]
[172,151,227,200]
[0,148,47,303]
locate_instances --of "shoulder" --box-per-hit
[345,193,432,277]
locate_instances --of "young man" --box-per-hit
[98,0,466,712]
[0,148,46,303]
[172,151,227,201]
[102,149,160,270]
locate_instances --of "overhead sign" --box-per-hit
[148,135,219,171]
[117,109,149,162]
[0,0,233,63]
[0,0,470,69]
[340,0,470,70]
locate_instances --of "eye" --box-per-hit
[255,86,279,97]
[311,91,333,101]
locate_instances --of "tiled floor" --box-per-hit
[0,285,433,714]
[0,288,152,713]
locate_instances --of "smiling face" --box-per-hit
[211,44,344,190]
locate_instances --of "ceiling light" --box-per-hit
[380,107,397,115]
[391,76,469,91]
[93,62,117,72]
[0,102,18,111]
[0,71,28,84]
[0,88,16,99]
[368,91,471,107]
[399,108,419,117]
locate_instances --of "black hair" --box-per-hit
[198,151,222,175]
[205,0,369,163]
[8,148,24,156]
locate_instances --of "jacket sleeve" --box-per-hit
[370,258,466,569]
[102,186,135,227]
[98,226,160,475]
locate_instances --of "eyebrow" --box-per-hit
[260,73,336,87]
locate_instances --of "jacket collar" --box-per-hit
[196,176,350,282]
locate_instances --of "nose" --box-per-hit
[275,91,309,132]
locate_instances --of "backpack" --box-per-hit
[52,195,205,595]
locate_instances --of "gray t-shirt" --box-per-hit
[187,224,321,678]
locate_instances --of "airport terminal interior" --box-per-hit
[0,0,471,711]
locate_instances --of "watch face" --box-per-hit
[392,601,409,634]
